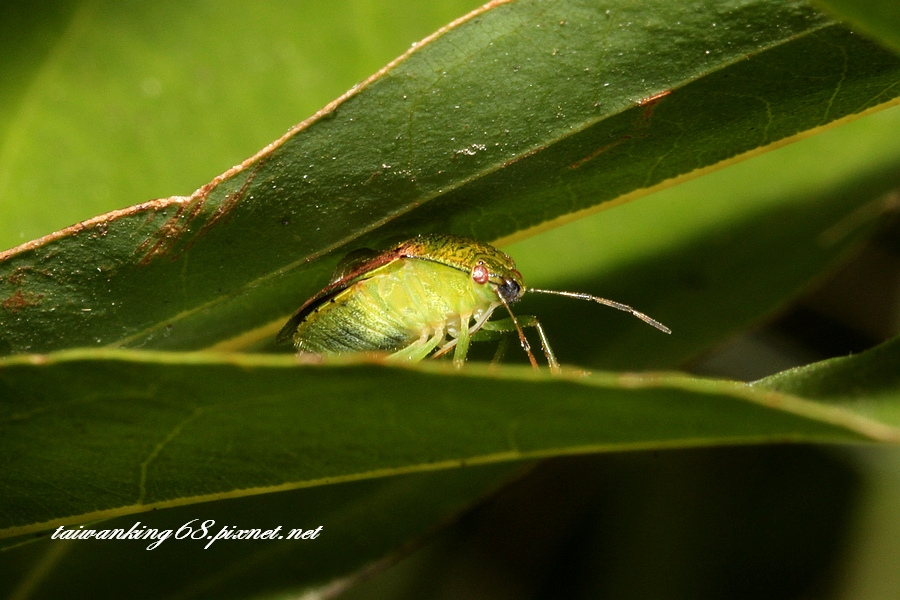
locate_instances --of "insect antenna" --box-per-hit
[528,288,672,334]
[498,296,541,369]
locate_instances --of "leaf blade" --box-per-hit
[2,349,895,540]
[3,1,900,355]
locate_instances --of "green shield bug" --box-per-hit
[277,234,670,371]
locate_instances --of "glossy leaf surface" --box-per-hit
[2,348,897,542]
[3,1,900,598]
[2,339,900,595]
[814,0,900,51]
[2,0,900,357]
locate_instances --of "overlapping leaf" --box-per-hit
[1,348,897,543]
[2,0,900,356]
[0,463,524,599]
[0,0,485,248]
[814,0,900,51]
[3,2,900,598]
[1,338,899,598]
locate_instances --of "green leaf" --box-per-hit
[5,337,893,597]
[3,3,900,596]
[0,0,485,249]
[1,465,523,599]
[756,335,900,425]
[504,103,900,370]
[813,0,900,52]
[2,0,900,357]
[2,349,896,544]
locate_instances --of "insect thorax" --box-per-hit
[293,257,500,355]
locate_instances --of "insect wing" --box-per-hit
[329,247,383,284]
[276,249,402,344]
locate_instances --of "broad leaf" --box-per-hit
[7,337,899,597]
[2,348,897,544]
[3,2,900,598]
[0,464,523,599]
[0,0,484,249]
[2,0,900,357]
[814,0,900,52]
[757,335,900,421]
[504,103,900,370]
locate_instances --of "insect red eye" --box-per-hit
[472,263,489,284]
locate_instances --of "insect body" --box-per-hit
[277,234,669,371]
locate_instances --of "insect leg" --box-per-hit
[518,315,560,373]
[432,308,495,361]
[490,331,510,366]
[388,327,445,363]
[430,322,471,366]
[452,314,472,368]
[483,316,560,373]
[496,299,541,370]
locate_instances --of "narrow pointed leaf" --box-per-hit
[2,0,900,356]
[756,335,900,424]
[813,0,900,52]
[2,349,897,543]
[0,466,522,600]
[0,0,485,249]
[504,104,900,369]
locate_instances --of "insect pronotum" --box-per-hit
[277,234,670,371]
